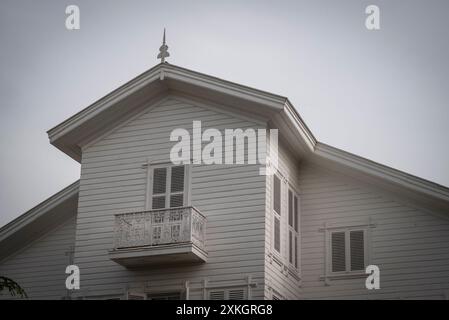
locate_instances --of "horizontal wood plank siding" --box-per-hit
[299,162,449,299]
[0,216,76,300]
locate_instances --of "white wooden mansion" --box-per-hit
[1,39,449,300]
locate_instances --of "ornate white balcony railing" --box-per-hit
[113,207,206,251]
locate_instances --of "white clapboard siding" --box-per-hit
[75,96,267,299]
[0,216,76,300]
[299,162,449,299]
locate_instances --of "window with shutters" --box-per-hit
[208,288,246,300]
[288,188,300,270]
[272,174,282,254]
[329,229,367,274]
[147,164,190,210]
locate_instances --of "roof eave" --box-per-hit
[311,143,449,213]
[0,180,79,261]
[47,63,288,162]
[0,180,79,240]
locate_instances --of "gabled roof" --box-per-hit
[47,62,448,208]
[2,61,447,252]
[0,181,79,261]
[47,63,315,162]
[46,62,449,215]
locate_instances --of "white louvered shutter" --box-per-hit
[273,175,281,214]
[170,165,185,208]
[273,175,281,253]
[288,190,293,263]
[294,195,299,268]
[350,230,365,271]
[209,290,225,300]
[274,217,280,253]
[152,167,167,209]
[331,232,346,272]
[209,289,246,300]
[228,289,245,300]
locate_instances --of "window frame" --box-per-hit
[327,227,369,276]
[145,162,191,211]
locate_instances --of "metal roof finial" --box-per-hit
[157,28,170,63]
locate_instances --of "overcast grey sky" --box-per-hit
[1,0,448,227]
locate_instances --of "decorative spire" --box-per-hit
[157,28,170,63]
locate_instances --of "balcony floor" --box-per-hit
[109,242,207,268]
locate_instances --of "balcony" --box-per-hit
[108,207,207,268]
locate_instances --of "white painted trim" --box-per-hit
[48,68,162,142]
[314,143,449,204]
[163,64,287,109]
[48,63,284,142]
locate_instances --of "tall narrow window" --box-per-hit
[150,164,187,209]
[273,175,281,253]
[288,188,300,269]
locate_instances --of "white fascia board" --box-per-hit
[47,66,163,143]
[163,64,287,110]
[283,100,317,152]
